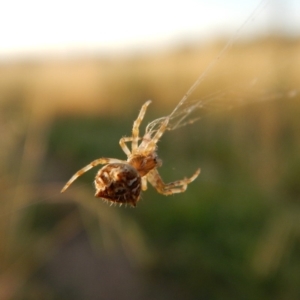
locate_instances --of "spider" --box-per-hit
[61,100,200,207]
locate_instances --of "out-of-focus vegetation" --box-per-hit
[1,37,300,300]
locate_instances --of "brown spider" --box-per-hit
[61,100,200,207]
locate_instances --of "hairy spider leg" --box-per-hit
[132,100,152,151]
[145,116,169,152]
[120,136,146,156]
[119,136,134,156]
[141,176,148,191]
[61,158,125,193]
[146,168,200,195]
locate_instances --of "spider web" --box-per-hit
[146,0,298,135]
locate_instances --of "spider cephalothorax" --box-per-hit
[129,152,162,176]
[61,100,200,207]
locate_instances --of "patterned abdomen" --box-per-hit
[94,163,141,207]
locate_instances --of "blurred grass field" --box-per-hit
[1,37,300,300]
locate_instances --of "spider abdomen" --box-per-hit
[94,163,141,207]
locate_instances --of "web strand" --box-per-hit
[146,0,272,135]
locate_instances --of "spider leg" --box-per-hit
[141,176,148,191]
[132,100,152,151]
[119,137,133,156]
[145,117,169,152]
[146,168,200,195]
[61,158,125,193]
[119,136,141,157]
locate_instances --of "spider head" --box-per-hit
[128,152,162,177]
[94,163,141,207]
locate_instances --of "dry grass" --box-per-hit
[1,37,299,118]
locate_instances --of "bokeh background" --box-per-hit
[1,0,300,299]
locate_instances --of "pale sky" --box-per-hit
[0,0,299,58]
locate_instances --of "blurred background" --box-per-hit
[1,0,300,299]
